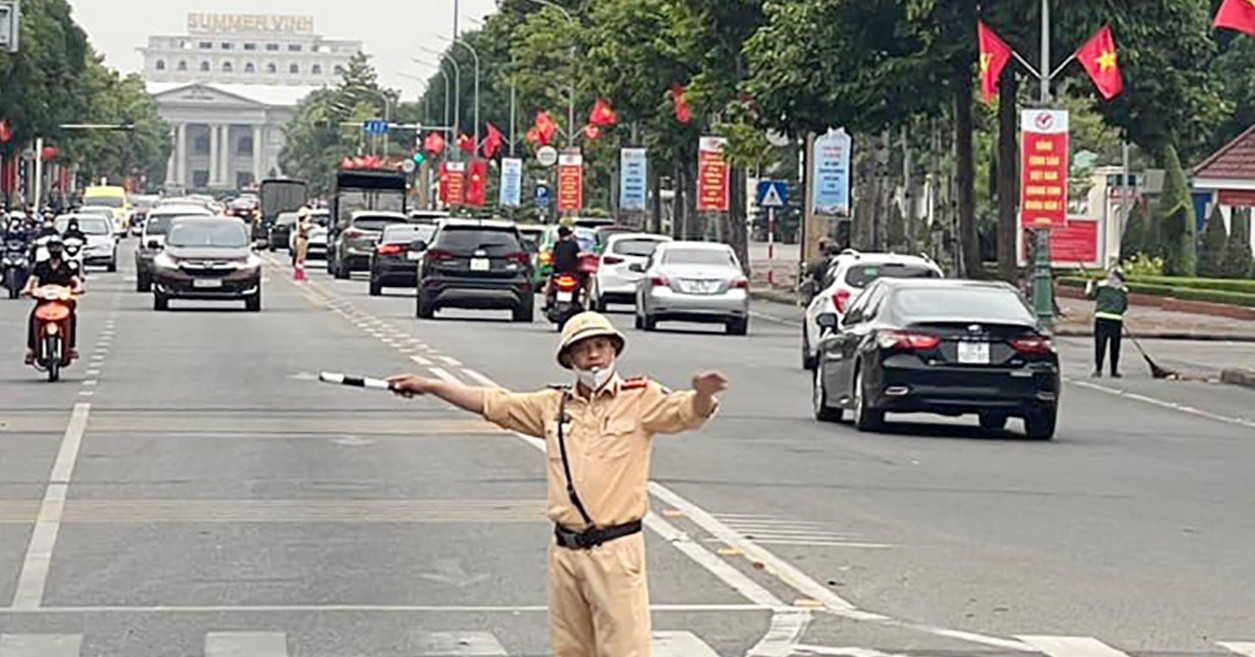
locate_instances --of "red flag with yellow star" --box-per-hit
[465,159,488,207]
[1215,0,1255,38]
[977,21,1014,105]
[1076,25,1124,100]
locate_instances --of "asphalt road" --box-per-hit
[0,240,1252,657]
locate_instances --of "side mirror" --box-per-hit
[816,313,840,330]
[146,239,160,250]
[410,239,428,252]
[800,280,819,295]
[628,262,645,273]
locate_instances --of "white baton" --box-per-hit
[318,372,395,391]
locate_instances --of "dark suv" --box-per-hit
[415,220,534,322]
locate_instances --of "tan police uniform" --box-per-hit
[479,313,717,657]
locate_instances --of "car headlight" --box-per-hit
[153,253,178,270]
[231,254,263,270]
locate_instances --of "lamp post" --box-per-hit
[523,0,577,147]
[1033,0,1055,328]
[442,35,481,151]
[419,48,461,158]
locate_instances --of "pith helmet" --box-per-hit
[557,312,626,369]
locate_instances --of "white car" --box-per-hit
[634,241,750,335]
[592,232,671,311]
[801,250,943,370]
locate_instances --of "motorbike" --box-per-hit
[3,238,28,299]
[63,236,86,275]
[545,273,587,330]
[29,284,78,382]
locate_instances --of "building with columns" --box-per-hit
[143,13,362,191]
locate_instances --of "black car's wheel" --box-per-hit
[334,257,350,279]
[269,240,277,252]
[245,288,262,312]
[812,363,844,423]
[1024,409,1057,441]
[514,297,535,323]
[137,272,152,292]
[417,292,435,319]
[802,326,817,371]
[979,412,1009,431]
[369,278,382,296]
[153,291,169,311]
[726,317,749,336]
[642,313,657,332]
[634,311,644,330]
[107,257,117,273]
[853,365,884,432]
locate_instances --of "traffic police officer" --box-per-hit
[388,312,726,657]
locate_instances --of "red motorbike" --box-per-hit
[29,285,78,382]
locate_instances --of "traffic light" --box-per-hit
[412,150,425,166]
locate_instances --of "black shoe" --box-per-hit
[1110,372,1123,379]
[24,351,35,365]
[1091,370,1102,378]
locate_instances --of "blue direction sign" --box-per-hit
[363,119,390,135]
[756,180,788,208]
[534,183,551,209]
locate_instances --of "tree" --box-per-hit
[1120,200,1149,261]
[1222,208,1254,279]
[1157,145,1196,276]
[1198,204,1228,278]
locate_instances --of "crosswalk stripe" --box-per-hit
[419,631,507,656]
[653,631,719,657]
[0,634,82,657]
[1220,643,1255,657]
[204,631,288,657]
[1017,636,1132,657]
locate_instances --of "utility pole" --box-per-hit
[1032,0,1056,328]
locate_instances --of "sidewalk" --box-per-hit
[1053,297,1255,342]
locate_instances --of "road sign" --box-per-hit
[534,183,551,209]
[536,145,559,168]
[401,159,417,174]
[756,180,788,208]
[363,119,390,135]
[0,1,19,54]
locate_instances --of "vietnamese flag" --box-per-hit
[1215,0,1255,38]
[0,120,11,144]
[457,133,476,155]
[481,122,504,159]
[341,156,355,169]
[534,111,557,145]
[671,84,692,124]
[977,21,1014,105]
[465,159,489,207]
[424,132,446,156]
[589,99,618,127]
[1075,24,1124,100]
[584,125,601,141]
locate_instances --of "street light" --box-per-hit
[440,35,480,152]
[417,48,461,157]
[522,0,577,148]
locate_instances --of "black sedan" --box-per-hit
[369,223,436,296]
[811,278,1060,439]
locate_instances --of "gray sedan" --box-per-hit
[632,241,750,335]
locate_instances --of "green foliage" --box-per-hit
[1121,253,1165,278]
[1120,202,1150,261]
[1156,146,1197,276]
[1198,204,1229,278]
[1124,275,1255,294]
[1222,208,1255,279]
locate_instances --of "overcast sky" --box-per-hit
[67,0,499,95]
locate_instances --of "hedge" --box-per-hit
[1057,274,1255,295]
[1056,276,1255,308]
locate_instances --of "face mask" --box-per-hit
[575,366,615,392]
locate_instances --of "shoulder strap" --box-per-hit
[556,391,595,528]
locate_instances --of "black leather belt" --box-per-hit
[554,521,642,550]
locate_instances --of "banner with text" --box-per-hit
[619,148,648,212]
[811,128,852,217]
[697,137,729,213]
[500,158,523,208]
[1021,109,1070,229]
[440,161,466,207]
[558,151,584,213]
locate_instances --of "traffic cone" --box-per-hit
[293,261,306,282]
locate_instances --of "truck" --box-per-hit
[258,178,309,244]
[326,169,408,278]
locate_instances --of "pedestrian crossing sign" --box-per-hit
[756,180,788,208]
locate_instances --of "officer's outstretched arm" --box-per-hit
[388,374,486,414]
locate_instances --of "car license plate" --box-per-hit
[407,251,424,261]
[470,258,490,271]
[557,291,573,302]
[193,278,223,289]
[957,341,990,364]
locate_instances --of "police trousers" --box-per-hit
[549,531,651,657]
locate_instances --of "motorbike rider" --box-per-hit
[21,235,83,364]
[546,226,584,309]
[4,217,26,243]
[61,216,86,243]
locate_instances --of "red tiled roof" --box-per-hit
[1194,123,1255,180]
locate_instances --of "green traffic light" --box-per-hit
[412,152,425,164]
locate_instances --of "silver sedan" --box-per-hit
[632,241,750,335]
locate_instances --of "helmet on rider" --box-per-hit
[46,235,65,259]
[558,226,573,238]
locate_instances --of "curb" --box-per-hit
[750,289,800,306]
[1221,368,1255,390]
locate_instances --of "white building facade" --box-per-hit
[143,13,362,191]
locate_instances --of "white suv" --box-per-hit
[801,251,943,369]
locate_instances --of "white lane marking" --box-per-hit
[1016,636,1132,657]
[0,634,82,657]
[653,631,719,657]
[461,368,503,389]
[753,540,896,549]
[204,632,288,657]
[748,610,812,657]
[792,647,907,657]
[81,380,97,387]
[1068,379,1255,430]
[1220,643,1255,657]
[4,603,766,614]
[77,392,93,398]
[427,367,463,384]
[410,355,433,367]
[12,404,91,609]
[85,370,100,377]
[438,355,463,367]
[419,632,506,656]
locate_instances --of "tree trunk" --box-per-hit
[954,66,983,279]
[728,166,750,274]
[996,72,1020,284]
[650,165,662,234]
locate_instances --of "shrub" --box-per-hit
[1198,204,1229,278]
[1221,208,1254,279]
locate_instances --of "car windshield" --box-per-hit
[167,221,250,248]
[79,207,114,217]
[56,217,110,235]
[613,238,665,258]
[383,225,436,244]
[353,216,407,232]
[662,248,737,267]
[437,228,522,255]
[276,213,299,226]
[147,213,210,236]
[84,196,124,208]
[311,212,330,226]
[893,287,1034,323]
[845,263,939,289]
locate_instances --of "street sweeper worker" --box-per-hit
[1086,266,1129,378]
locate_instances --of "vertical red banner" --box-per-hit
[465,159,488,207]
[557,151,584,213]
[1020,109,1070,229]
[697,136,730,212]
[440,161,466,206]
